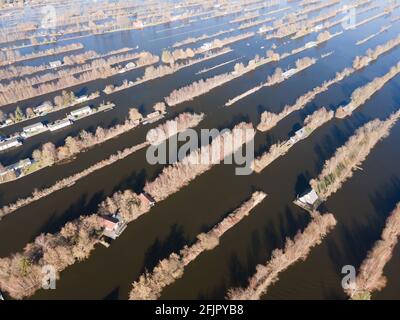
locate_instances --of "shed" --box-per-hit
[139,193,156,207]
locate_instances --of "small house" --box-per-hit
[100,214,127,240]
[75,95,89,103]
[297,189,320,207]
[283,68,297,79]
[201,42,212,51]
[23,122,45,134]
[47,118,72,131]
[7,158,32,171]
[295,127,307,140]
[289,128,308,144]
[314,25,323,32]
[0,158,32,178]
[49,60,62,68]
[69,106,93,119]
[125,62,136,69]
[142,110,162,125]
[0,137,22,151]
[133,20,144,29]
[146,110,160,119]
[305,41,317,49]
[139,193,156,207]
[33,102,53,115]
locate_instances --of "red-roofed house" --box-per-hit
[139,193,156,207]
[99,214,127,240]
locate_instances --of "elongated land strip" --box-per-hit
[129,191,267,300]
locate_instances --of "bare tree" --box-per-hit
[227,212,337,300]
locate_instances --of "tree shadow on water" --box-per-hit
[103,287,120,300]
[43,190,105,235]
[294,171,312,197]
[325,177,400,276]
[216,113,251,132]
[111,169,148,195]
[140,224,187,273]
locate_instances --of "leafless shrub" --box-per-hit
[353,35,400,70]
[0,112,205,217]
[146,112,204,144]
[253,108,333,173]
[257,34,400,133]
[144,123,255,201]
[336,62,400,118]
[0,43,84,67]
[348,203,400,300]
[227,212,337,300]
[130,192,266,300]
[311,111,400,199]
[0,52,158,106]
[0,215,103,299]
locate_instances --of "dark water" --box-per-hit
[1,1,400,300]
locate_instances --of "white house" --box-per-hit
[314,24,323,32]
[1,158,32,179]
[6,158,32,171]
[49,60,62,68]
[146,110,161,120]
[297,189,319,207]
[47,118,72,131]
[295,127,307,140]
[118,63,136,74]
[201,42,212,51]
[100,214,127,240]
[0,137,22,151]
[23,122,46,134]
[75,95,89,103]
[290,128,307,144]
[125,62,136,69]
[305,41,317,49]
[283,68,297,79]
[69,106,93,119]
[33,102,53,115]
